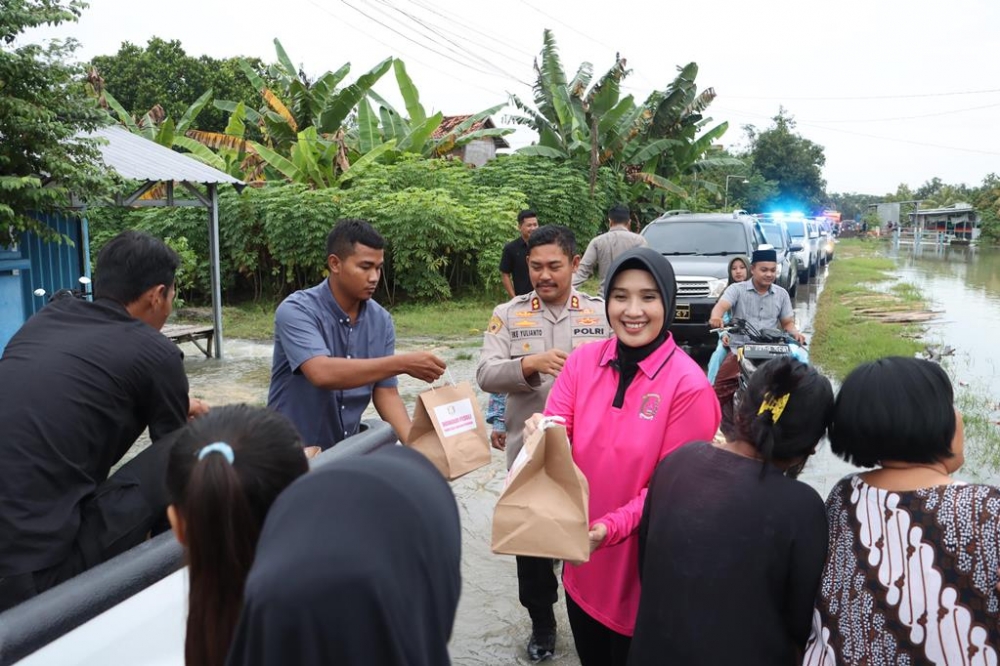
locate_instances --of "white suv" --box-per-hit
[782,219,818,283]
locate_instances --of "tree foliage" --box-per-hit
[744,108,827,211]
[90,37,262,134]
[0,0,114,246]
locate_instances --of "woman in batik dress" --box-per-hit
[804,356,1000,665]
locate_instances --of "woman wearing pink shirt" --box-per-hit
[542,247,721,665]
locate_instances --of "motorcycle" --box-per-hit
[33,276,92,303]
[710,318,808,428]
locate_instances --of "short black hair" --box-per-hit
[517,210,538,225]
[93,230,180,305]
[326,219,385,258]
[608,204,630,224]
[527,224,576,258]
[830,357,956,467]
[735,357,833,471]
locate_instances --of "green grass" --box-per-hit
[390,298,496,340]
[176,295,499,343]
[810,239,925,379]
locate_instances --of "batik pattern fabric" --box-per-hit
[804,474,1000,665]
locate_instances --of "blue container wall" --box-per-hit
[0,213,90,355]
[20,212,90,318]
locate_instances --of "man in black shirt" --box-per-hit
[499,209,539,298]
[0,230,205,611]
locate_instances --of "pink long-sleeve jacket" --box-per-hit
[545,335,721,635]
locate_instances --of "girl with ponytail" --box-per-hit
[629,357,833,666]
[165,405,309,666]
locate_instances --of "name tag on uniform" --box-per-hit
[510,328,544,340]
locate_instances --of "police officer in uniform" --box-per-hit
[477,225,611,662]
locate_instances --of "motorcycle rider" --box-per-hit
[708,247,806,434]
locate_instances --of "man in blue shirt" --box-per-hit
[268,219,447,448]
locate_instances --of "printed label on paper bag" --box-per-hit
[433,398,477,438]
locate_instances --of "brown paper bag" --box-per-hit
[405,381,491,480]
[491,421,590,563]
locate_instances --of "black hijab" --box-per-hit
[225,445,462,666]
[604,247,678,407]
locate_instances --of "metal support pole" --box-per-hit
[208,184,224,359]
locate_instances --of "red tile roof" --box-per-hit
[431,115,510,149]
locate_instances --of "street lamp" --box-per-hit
[724,175,749,210]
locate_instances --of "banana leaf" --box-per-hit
[397,111,443,154]
[184,129,251,154]
[631,172,688,197]
[224,103,247,139]
[622,138,681,164]
[249,140,303,183]
[393,59,426,125]
[101,90,139,133]
[155,118,175,149]
[175,89,213,134]
[517,145,569,159]
[356,98,381,154]
[291,128,328,187]
[214,100,263,125]
[173,135,227,170]
[263,89,297,132]
[311,64,351,114]
[318,58,392,134]
[237,59,267,98]
[273,38,298,78]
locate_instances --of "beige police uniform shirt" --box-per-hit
[476,289,611,468]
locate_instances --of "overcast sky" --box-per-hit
[25,0,1000,196]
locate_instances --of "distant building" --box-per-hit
[908,202,979,241]
[431,115,510,167]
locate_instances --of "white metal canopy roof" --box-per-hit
[87,125,242,186]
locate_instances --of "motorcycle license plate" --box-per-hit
[741,343,790,361]
[675,304,690,320]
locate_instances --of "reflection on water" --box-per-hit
[886,242,1000,483]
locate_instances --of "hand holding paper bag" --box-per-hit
[405,381,491,481]
[491,418,590,563]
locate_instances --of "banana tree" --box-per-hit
[353,59,512,158]
[213,39,392,157]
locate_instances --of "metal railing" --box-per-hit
[0,420,398,665]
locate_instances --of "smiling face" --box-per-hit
[519,216,539,242]
[607,269,665,348]
[329,243,384,302]
[528,242,579,305]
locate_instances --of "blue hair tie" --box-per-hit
[197,442,235,464]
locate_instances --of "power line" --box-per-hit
[302,0,504,96]
[367,0,533,87]
[725,87,1000,101]
[405,0,538,60]
[338,0,528,83]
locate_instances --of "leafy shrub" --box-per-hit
[472,154,629,247]
[85,156,624,303]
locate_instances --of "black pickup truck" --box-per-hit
[640,211,770,353]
